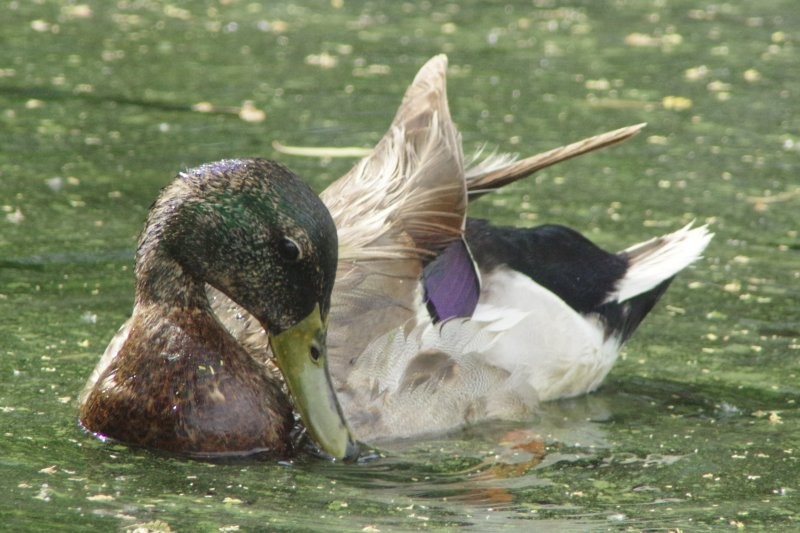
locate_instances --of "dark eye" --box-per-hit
[310,342,322,363]
[278,236,302,262]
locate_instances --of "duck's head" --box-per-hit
[139,158,357,460]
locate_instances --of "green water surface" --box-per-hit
[1,1,798,531]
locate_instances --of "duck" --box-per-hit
[211,55,713,443]
[79,158,358,460]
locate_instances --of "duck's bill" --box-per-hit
[270,304,359,461]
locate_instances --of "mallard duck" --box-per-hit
[212,55,713,442]
[79,159,358,459]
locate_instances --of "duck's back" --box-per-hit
[466,219,629,314]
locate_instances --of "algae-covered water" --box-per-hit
[2,1,798,530]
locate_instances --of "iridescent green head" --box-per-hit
[150,158,337,331]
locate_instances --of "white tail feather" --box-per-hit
[611,223,713,303]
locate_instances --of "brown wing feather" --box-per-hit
[466,123,646,198]
[322,55,468,379]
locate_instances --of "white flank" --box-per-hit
[475,268,622,402]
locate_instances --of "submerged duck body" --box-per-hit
[80,159,357,459]
[212,55,713,443]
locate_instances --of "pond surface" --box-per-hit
[2,0,799,530]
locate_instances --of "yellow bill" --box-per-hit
[270,304,358,460]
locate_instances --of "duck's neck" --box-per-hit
[134,243,208,311]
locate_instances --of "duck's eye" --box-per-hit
[310,342,322,363]
[278,236,302,262]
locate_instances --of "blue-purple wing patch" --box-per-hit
[423,237,481,322]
